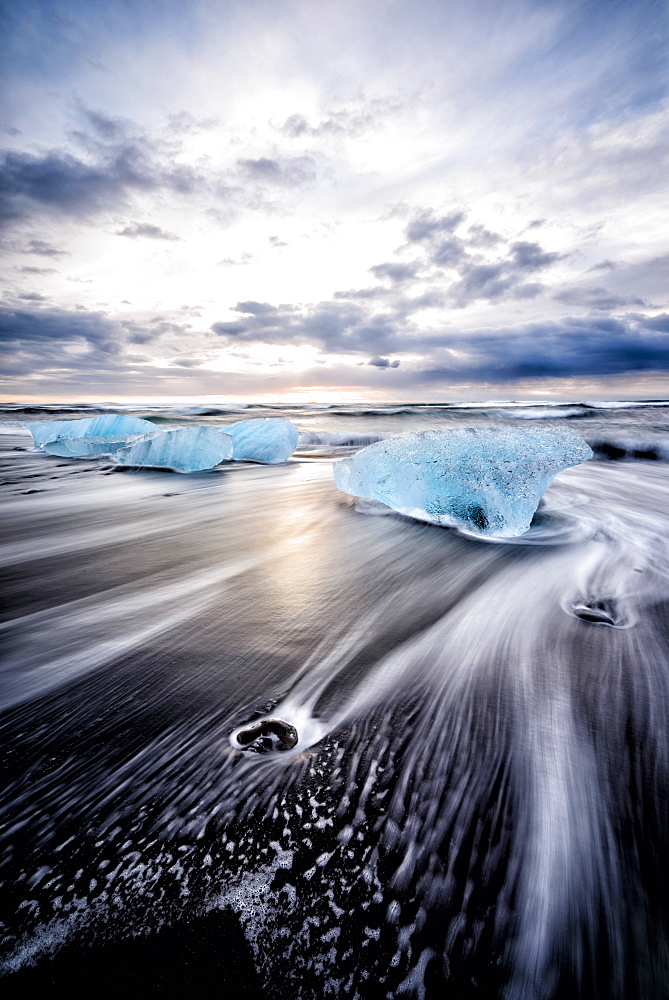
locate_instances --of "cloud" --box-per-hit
[388,210,565,305]
[116,222,181,240]
[3,301,668,396]
[440,239,563,306]
[281,97,405,139]
[0,147,162,224]
[405,210,466,244]
[508,241,563,271]
[368,356,400,368]
[21,239,68,257]
[466,224,503,248]
[238,156,317,187]
[418,313,669,382]
[553,286,648,310]
[587,259,618,272]
[449,242,563,308]
[82,109,128,143]
[213,298,401,356]
[19,265,56,274]
[369,261,419,283]
[0,111,202,226]
[0,303,203,383]
[211,286,669,382]
[235,300,281,316]
[217,253,254,267]
[0,304,122,349]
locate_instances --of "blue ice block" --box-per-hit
[222,418,299,463]
[25,414,159,454]
[115,426,233,472]
[333,426,593,537]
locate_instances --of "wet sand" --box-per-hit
[2,428,669,998]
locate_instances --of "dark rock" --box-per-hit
[235,718,298,753]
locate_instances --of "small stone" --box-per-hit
[235,718,299,753]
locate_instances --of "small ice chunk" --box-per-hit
[116,426,233,472]
[25,414,159,453]
[333,426,593,538]
[222,417,298,463]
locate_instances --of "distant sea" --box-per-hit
[1,399,669,999]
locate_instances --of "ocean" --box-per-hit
[1,400,668,998]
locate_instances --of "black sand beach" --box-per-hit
[2,402,669,998]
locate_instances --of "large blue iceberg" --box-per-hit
[116,426,233,473]
[25,414,159,456]
[222,418,299,463]
[333,426,593,538]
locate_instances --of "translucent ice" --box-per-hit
[116,426,233,473]
[333,426,593,538]
[39,433,154,458]
[222,418,299,463]
[25,414,159,454]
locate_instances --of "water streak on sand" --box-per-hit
[1,406,669,997]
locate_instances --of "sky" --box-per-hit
[1,0,668,403]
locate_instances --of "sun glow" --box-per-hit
[199,343,355,374]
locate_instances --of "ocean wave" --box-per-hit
[496,407,588,420]
[297,430,390,448]
[148,404,249,417]
[587,437,669,461]
[583,400,669,409]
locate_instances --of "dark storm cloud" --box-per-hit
[0,147,155,222]
[0,307,125,379]
[0,304,122,350]
[212,284,669,382]
[419,313,669,383]
[392,210,565,305]
[212,298,401,354]
[0,302,203,382]
[448,263,516,303]
[368,356,400,368]
[637,312,669,332]
[116,222,181,240]
[508,241,563,271]
[446,240,564,305]
[0,109,203,226]
[0,303,198,357]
